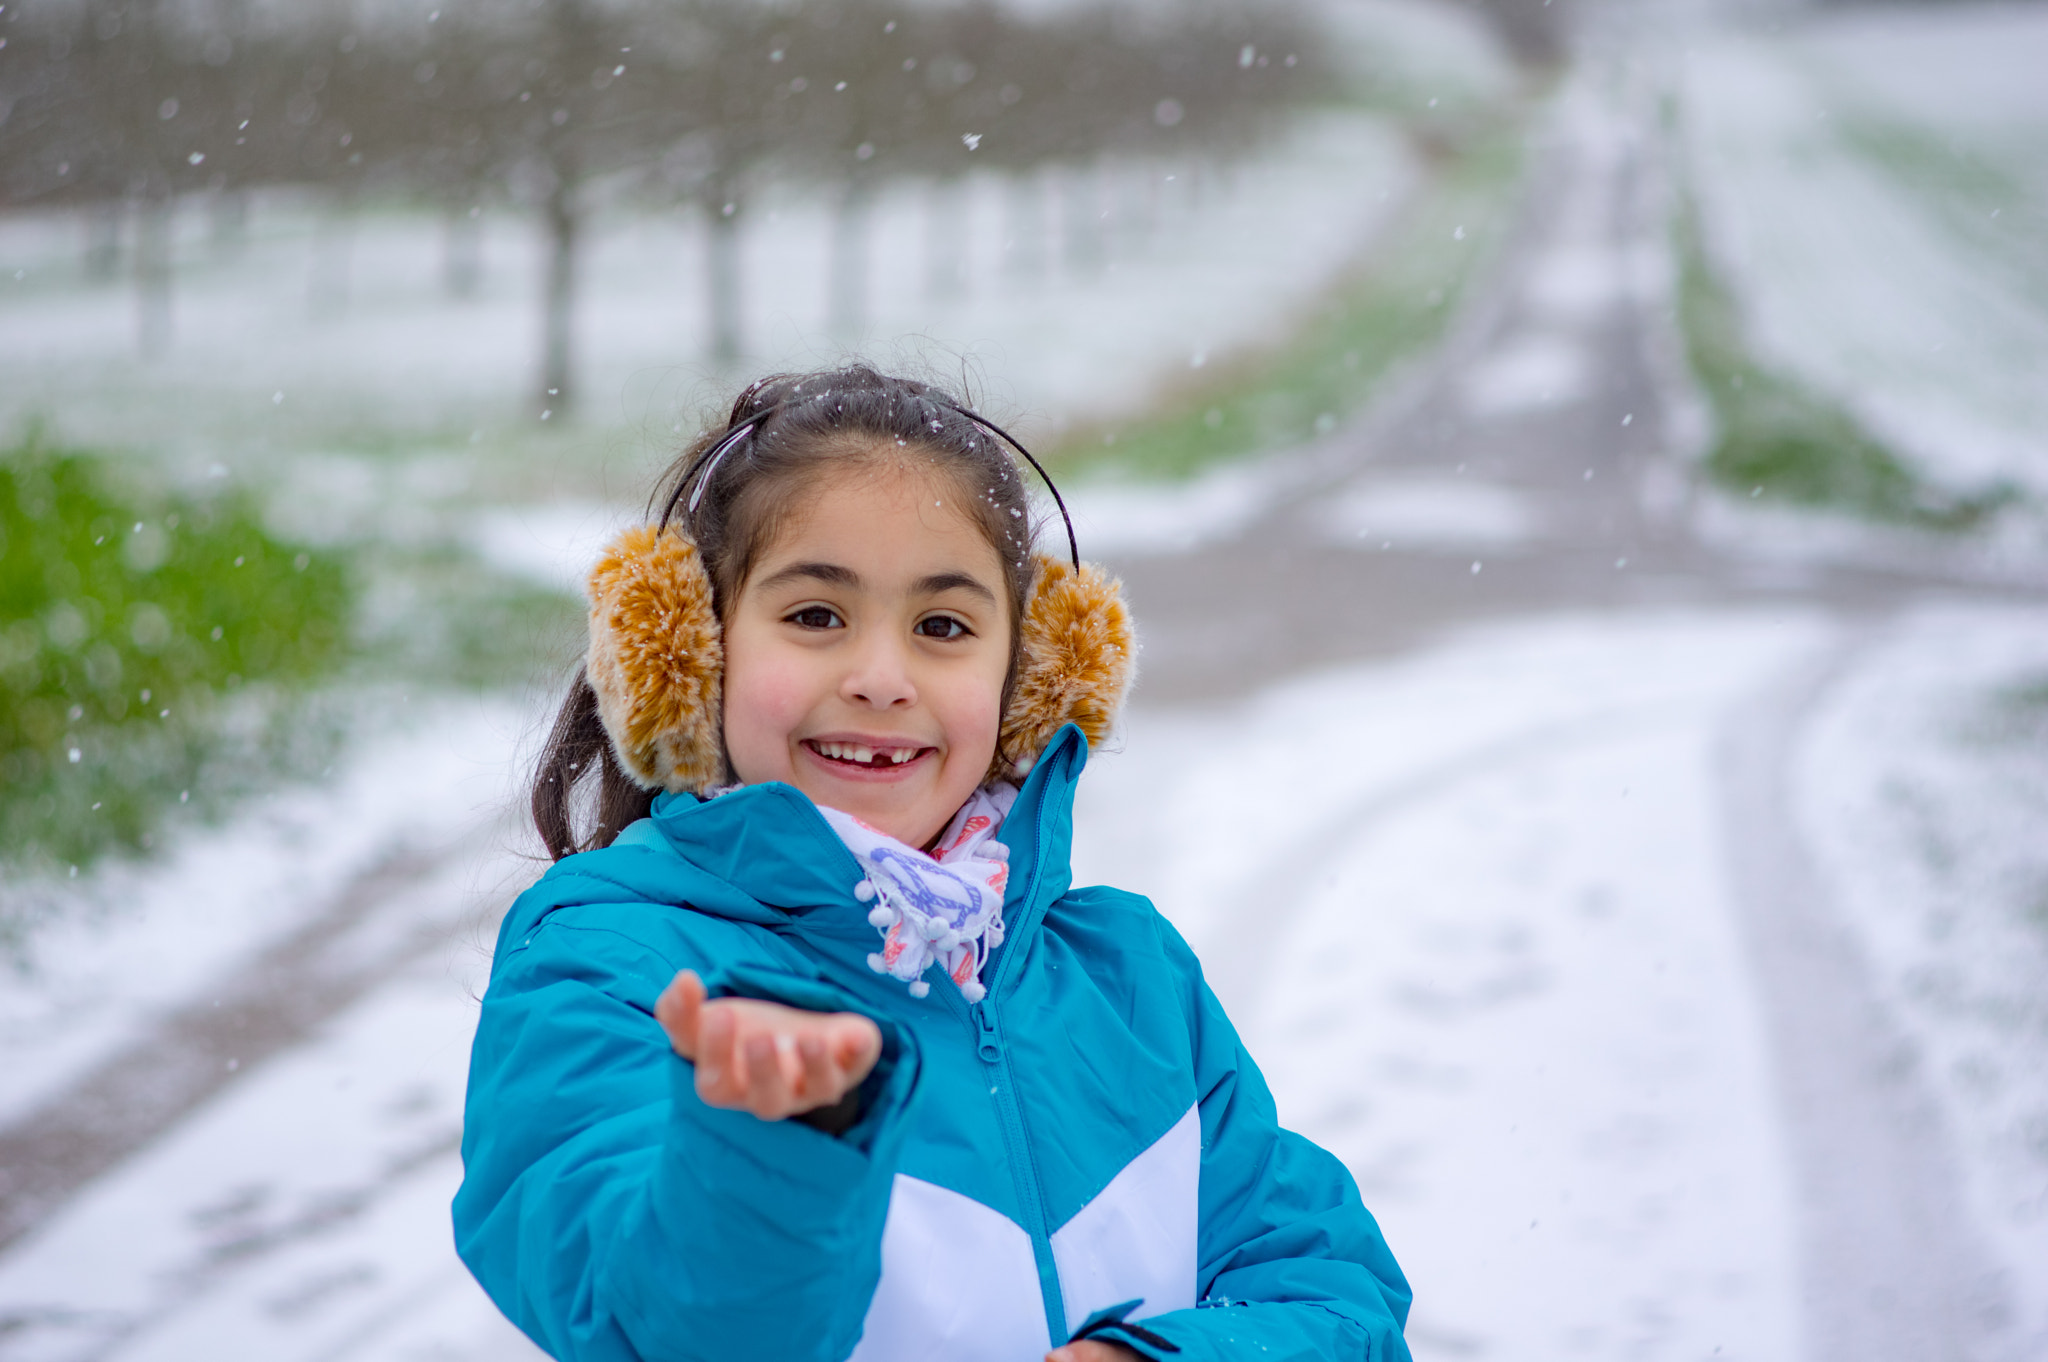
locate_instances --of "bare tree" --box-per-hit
[1,0,1331,406]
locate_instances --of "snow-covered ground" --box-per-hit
[6,3,2046,1356]
[6,601,2040,1360]
[1677,4,2048,502]
[1078,610,1823,1361]
[0,697,532,1132]
[1797,604,2048,1356]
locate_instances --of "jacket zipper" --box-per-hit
[967,754,1068,1346]
[972,1000,1066,1341]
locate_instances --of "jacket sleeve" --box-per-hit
[451,907,921,1362]
[1086,931,1412,1362]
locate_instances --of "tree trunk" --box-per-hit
[444,203,483,299]
[827,179,872,342]
[705,195,743,366]
[539,179,578,416]
[133,192,173,357]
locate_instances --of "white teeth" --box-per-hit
[813,741,922,765]
[811,745,925,765]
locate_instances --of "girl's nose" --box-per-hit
[841,633,917,709]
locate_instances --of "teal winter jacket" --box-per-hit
[454,725,1412,1361]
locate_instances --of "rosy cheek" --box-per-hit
[944,677,1005,772]
[722,656,813,783]
[965,699,1002,757]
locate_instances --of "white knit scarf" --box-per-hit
[817,785,1018,1002]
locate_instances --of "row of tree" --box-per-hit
[0,0,1328,412]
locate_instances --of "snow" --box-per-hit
[4,3,2042,1352]
[1797,602,2048,1356]
[1677,7,2048,500]
[469,500,639,593]
[0,112,1415,449]
[3,600,2044,1359]
[0,697,532,1132]
[1076,609,1825,1362]
[1317,0,1519,110]
[1054,462,1290,559]
[1315,474,1537,549]
[0,931,539,1362]
[1792,4,2048,148]
[1459,331,1590,417]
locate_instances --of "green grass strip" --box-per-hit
[1047,117,1525,481]
[1673,191,2014,529]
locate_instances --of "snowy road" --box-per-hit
[1098,34,2046,1362]
[4,19,2048,1362]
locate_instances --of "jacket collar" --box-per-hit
[641,723,1089,924]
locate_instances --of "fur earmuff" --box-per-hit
[994,554,1136,779]
[585,525,725,793]
[582,529,1134,793]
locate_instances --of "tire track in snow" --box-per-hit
[0,822,518,1256]
[1199,698,1696,1019]
[1716,625,2009,1362]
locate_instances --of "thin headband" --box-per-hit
[662,404,1081,571]
[952,410,1080,571]
[686,418,763,515]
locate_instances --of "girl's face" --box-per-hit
[721,457,1012,849]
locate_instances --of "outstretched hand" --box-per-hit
[655,970,883,1122]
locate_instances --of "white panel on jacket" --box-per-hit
[848,1174,1052,1362]
[1049,1104,1201,1336]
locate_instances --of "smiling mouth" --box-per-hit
[804,739,932,770]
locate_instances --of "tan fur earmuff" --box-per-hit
[997,555,1135,779]
[582,525,1135,794]
[584,525,725,793]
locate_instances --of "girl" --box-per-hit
[454,365,1412,1362]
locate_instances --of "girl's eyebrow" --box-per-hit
[914,571,996,604]
[759,562,996,605]
[758,561,861,592]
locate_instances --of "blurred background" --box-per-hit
[1,0,2045,1355]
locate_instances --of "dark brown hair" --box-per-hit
[530,365,1040,861]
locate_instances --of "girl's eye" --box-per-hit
[916,615,970,640]
[787,605,843,630]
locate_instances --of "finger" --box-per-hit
[695,1002,736,1103]
[777,1030,807,1092]
[796,1032,840,1108]
[742,1032,795,1120]
[656,970,705,1059]
[828,1015,884,1084]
